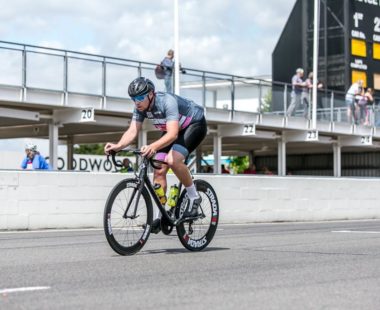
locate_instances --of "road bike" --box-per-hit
[103,150,219,256]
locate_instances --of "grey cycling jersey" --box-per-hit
[132,92,204,131]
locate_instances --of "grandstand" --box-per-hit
[0,35,380,176]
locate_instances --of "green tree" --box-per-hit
[228,156,249,174]
[74,143,105,155]
[261,89,272,113]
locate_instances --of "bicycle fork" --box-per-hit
[123,180,144,220]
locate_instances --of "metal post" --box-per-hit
[284,84,288,116]
[49,121,59,170]
[258,81,262,113]
[330,91,334,122]
[174,0,180,95]
[213,130,222,174]
[138,62,142,77]
[312,0,320,130]
[102,57,107,109]
[67,136,74,170]
[343,0,350,90]
[323,0,328,102]
[137,129,148,167]
[138,129,147,149]
[202,72,206,107]
[63,52,68,105]
[333,142,341,177]
[21,45,27,101]
[277,136,286,176]
[231,77,235,117]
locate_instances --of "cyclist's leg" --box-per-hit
[167,118,207,186]
[168,118,207,217]
[153,152,170,192]
[166,149,191,185]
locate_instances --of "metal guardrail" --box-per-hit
[0,40,379,127]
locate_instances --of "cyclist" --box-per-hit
[104,77,207,233]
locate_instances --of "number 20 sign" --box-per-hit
[80,108,95,122]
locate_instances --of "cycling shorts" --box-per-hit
[155,117,207,160]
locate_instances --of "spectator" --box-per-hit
[261,166,274,175]
[286,68,305,117]
[206,166,213,173]
[161,49,174,93]
[345,80,363,124]
[357,88,374,126]
[243,163,257,174]
[21,143,50,170]
[221,164,230,174]
[120,158,134,173]
[302,72,323,119]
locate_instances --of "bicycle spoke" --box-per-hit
[104,180,151,254]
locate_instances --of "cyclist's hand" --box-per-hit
[141,145,157,158]
[104,143,119,155]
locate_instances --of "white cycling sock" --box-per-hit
[186,184,199,199]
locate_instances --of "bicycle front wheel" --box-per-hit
[176,179,219,251]
[104,179,153,256]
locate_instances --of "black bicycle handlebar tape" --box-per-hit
[108,149,167,169]
[108,150,124,168]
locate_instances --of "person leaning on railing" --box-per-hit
[357,88,374,126]
[345,80,363,124]
[286,68,306,117]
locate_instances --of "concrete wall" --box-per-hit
[1,170,380,230]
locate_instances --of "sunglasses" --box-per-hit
[132,94,148,102]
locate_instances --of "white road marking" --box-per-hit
[332,230,380,234]
[0,286,51,294]
[0,228,102,234]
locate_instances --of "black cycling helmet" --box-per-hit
[128,77,155,97]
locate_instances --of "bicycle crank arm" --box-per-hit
[174,213,204,226]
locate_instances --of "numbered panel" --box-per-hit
[242,124,256,136]
[306,131,319,142]
[360,135,372,145]
[80,108,95,122]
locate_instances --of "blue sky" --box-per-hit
[0,0,295,154]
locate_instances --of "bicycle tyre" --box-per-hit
[104,179,153,256]
[176,179,219,251]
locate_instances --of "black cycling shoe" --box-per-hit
[182,196,202,219]
[143,219,161,234]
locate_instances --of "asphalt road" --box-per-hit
[1,220,380,310]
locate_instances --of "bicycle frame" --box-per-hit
[116,153,182,226]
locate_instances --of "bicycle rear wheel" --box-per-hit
[176,179,219,251]
[104,179,153,255]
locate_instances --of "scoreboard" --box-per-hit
[349,0,380,89]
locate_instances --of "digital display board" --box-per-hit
[349,0,380,89]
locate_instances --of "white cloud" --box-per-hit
[0,0,295,76]
[0,0,296,152]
